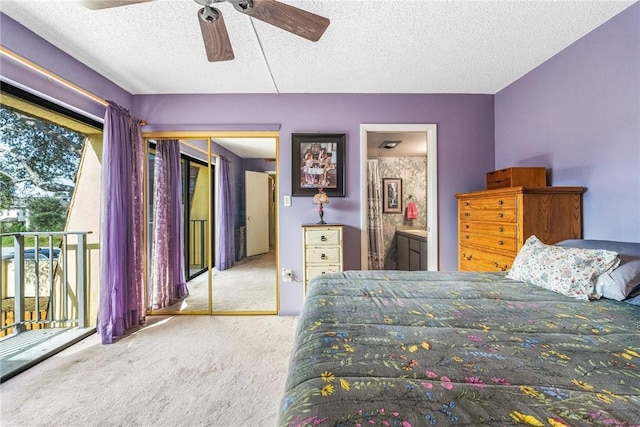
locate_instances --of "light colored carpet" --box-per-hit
[153,249,277,313]
[211,249,277,312]
[0,315,297,426]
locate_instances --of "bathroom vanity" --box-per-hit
[396,229,428,271]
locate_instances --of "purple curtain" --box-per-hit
[150,139,188,309]
[98,102,145,344]
[215,156,234,271]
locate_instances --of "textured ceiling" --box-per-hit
[1,0,635,95]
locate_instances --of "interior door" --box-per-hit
[245,171,269,256]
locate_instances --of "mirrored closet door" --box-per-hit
[144,133,279,315]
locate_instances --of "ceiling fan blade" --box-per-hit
[235,0,330,42]
[78,0,154,10]
[198,7,235,62]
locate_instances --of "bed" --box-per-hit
[278,239,640,426]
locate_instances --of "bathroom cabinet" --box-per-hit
[396,229,427,271]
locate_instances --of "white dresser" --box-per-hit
[302,224,343,295]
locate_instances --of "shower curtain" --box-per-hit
[367,159,385,270]
[150,139,188,309]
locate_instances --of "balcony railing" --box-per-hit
[1,231,91,336]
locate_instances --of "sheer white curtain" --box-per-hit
[150,139,188,309]
[367,159,385,270]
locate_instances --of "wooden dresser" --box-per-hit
[454,187,585,272]
[302,224,343,294]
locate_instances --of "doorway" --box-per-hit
[360,124,439,270]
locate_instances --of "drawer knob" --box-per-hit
[465,235,470,239]
[498,213,504,218]
[498,227,504,232]
[321,253,328,260]
[498,240,504,245]
[465,224,469,229]
[465,202,470,206]
[464,254,473,261]
[498,200,503,205]
[464,212,469,217]
[320,235,327,242]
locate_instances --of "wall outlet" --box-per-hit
[281,268,293,282]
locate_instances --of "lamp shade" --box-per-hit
[312,191,329,205]
[312,189,329,224]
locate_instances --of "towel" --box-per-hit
[406,201,418,220]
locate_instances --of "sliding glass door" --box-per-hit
[146,140,213,314]
[183,158,212,280]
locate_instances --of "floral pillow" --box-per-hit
[506,235,620,300]
[556,239,640,301]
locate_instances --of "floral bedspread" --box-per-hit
[278,271,640,426]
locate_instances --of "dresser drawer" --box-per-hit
[459,245,514,272]
[305,228,341,246]
[306,247,341,264]
[486,167,546,190]
[459,231,517,252]
[459,195,517,211]
[306,265,341,282]
[460,209,516,222]
[459,200,517,222]
[460,221,516,238]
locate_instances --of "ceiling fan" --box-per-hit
[79,0,330,62]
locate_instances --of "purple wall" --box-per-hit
[133,94,495,314]
[0,14,132,119]
[244,158,276,173]
[495,3,640,243]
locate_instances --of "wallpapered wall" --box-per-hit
[375,157,427,269]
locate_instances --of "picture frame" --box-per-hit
[292,133,346,197]
[382,178,402,213]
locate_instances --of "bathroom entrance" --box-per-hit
[360,124,439,271]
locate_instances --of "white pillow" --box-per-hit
[507,236,620,300]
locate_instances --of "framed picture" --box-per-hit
[292,133,345,197]
[382,178,402,213]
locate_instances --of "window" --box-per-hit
[0,83,102,237]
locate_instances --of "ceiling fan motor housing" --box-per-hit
[199,5,221,22]
[231,1,254,13]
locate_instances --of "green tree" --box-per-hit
[0,173,12,209]
[0,105,84,201]
[0,220,27,234]
[27,197,66,231]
